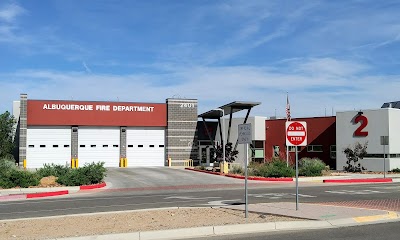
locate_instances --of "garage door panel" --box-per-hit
[78,127,120,167]
[27,126,71,169]
[127,127,165,167]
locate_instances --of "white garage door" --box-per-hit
[127,127,165,167]
[27,126,71,168]
[78,127,120,167]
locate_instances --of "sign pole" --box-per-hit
[238,123,252,219]
[295,146,299,210]
[245,143,248,218]
[286,145,289,167]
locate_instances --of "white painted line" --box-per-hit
[287,131,306,136]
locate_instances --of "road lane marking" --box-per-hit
[164,196,221,200]
[248,193,316,199]
[325,190,386,195]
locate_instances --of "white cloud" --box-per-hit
[1,57,398,119]
[82,62,92,73]
[0,3,25,23]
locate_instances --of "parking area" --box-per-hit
[104,167,245,189]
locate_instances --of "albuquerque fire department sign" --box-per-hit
[286,121,307,146]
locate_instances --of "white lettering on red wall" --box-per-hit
[42,104,155,112]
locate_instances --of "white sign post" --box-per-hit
[238,123,252,218]
[380,136,389,179]
[285,121,307,211]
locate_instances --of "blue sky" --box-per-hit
[1,0,399,118]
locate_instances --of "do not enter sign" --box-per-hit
[286,121,307,146]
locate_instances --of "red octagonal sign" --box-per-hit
[286,121,307,146]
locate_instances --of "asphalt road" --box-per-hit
[185,221,400,240]
[1,182,400,220]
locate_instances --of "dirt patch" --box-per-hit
[0,208,300,240]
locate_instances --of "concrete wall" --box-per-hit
[388,108,400,169]
[336,109,393,171]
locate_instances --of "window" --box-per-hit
[28,145,34,148]
[159,145,164,148]
[91,145,96,148]
[40,145,46,148]
[254,141,264,148]
[330,145,336,159]
[128,145,133,148]
[288,146,301,152]
[80,145,85,148]
[307,145,323,152]
[149,145,155,148]
[64,145,70,148]
[113,145,118,147]
[103,145,108,147]
[138,145,143,148]
[53,145,59,148]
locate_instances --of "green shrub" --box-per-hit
[57,162,106,186]
[299,158,326,177]
[229,164,244,175]
[36,163,70,178]
[0,158,17,174]
[0,169,39,189]
[254,159,295,178]
[391,168,400,173]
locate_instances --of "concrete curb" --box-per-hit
[58,216,400,240]
[185,168,396,183]
[323,178,393,183]
[0,183,107,201]
[185,168,293,182]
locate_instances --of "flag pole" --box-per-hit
[286,92,290,167]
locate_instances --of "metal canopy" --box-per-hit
[198,101,261,119]
[198,101,261,158]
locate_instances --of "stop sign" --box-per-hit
[286,121,307,146]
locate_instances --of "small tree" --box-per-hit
[343,142,368,172]
[0,111,16,160]
[214,142,239,163]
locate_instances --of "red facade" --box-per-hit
[265,117,336,168]
[27,100,167,127]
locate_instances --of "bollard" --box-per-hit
[23,159,27,169]
[71,159,75,168]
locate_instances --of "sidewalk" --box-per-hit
[59,202,400,240]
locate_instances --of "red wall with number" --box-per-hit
[265,116,336,168]
[27,100,167,127]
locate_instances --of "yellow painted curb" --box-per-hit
[354,211,399,223]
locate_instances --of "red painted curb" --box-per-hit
[185,168,294,181]
[80,182,107,190]
[323,178,393,183]
[26,190,69,199]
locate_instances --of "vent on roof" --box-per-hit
[381,101,400,109]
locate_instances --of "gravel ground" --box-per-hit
[0,207,299,240]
